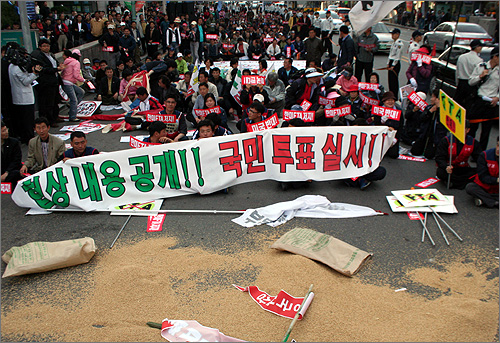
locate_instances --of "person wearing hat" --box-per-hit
[374,91,402,159]
[408,30,423,57]
[468,46,499,151]
[335,66,358,96]
[320,11,335,57]
[387,28,403,98]
[82,58,96,91]
[405,45,433,93]
[92,58,101,71]
[99,24,120,69]
[166,18,183,55]
[240,101,274,133]
[175,52,189,74]
[454,39,484,108]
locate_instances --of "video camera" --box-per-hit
[4,42,42,73]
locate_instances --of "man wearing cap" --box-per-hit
[468,46,499,151]
[99,24,121,69]
[176,53,189,74]
[82,58,96,91]
[454,39,484,108]
[320,11,335,57]
[166,18,183,55]
[408,30,423,57]
[387,28,403,98]
[406,45,433,94]
[336,25,356,69]
[353,26,379,82]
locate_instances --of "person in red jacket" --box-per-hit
[54,18,69,52]
[466,136,499,207]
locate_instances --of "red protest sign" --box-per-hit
[86,81,95,90]
[147,214,166,232]
[1,183,12,194]
[300,99,312,111]
[358,43,377,49]
[359,92,380,106]
[410,52,431,64]
[223,44,234,49]
[318,96,337,106]
[283,110,315,122]
[206,34,218,40]
[263,37,274,43]
[407,212,425,220]
[248,113,279,132]
[242,75,266,86]
[415,177,439,188]
[371,105,401,121]
[358,82,380,91]
[129,136,160,148]
[233,285,308,320]
[408,91,428,112]
[398,154,426,162]
[146,113,177,123]
[325,105,351,118]
[102,46,114,52]
[194,106,222,118]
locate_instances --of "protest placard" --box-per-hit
[325,105,352,118]
[283,110,315,122]
[439,89,465,143]
[371,105,401,121]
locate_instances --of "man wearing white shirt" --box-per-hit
[387,28,403,98]
[266,39,282,59]
[320,11,335,58]
[468,47,499,150]
[408,30,422,57]
[455,39,484,108]
[312,12,322,36]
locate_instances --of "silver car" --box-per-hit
[371,22,392,52]
[423,22,493,51]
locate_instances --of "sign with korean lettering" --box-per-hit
[1,183,12,194]
[11,127,395,212]
[233,285,308,319]
[283,110,315,122]
[145,113,177,123]
[359,92,379,106]
[415,177,439,188]
[318,96,338,106]
[263,37,274,42]
[358,82,379,91]
[194,106,222,119]
[408,91,428,111]
[392,188,451,208]
[222,44,234,49]
[248,113,279,132]
[102,46,114,52]
[325,105,351,118]
[410,52,431,64]
[129,136,160,149]
[300,99,312,111]
[206,34,218,40]
[147,214,165,232]
[439,89,465,143]
[371,106,401,121]
[242,75,266,85]
[76,101,102,118]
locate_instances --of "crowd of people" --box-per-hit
[1,2,498,208]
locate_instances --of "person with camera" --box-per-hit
[31,38,65,128]
[8,46,42,144]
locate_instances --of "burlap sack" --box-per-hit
[2,237,96,278]
[270,228,372,277]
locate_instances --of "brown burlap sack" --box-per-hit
[2,237,96,278]
[270,228,372,277]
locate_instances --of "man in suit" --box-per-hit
[336,25,356,70]
[97,66,120,105]
[71,14,89,46]
[20,117,65,174]
[1,121,22,188]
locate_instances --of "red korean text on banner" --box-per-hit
[1,183,12,194]
[242,75,266,86]
[129,136,161,149]
[185,87,195,98]
[410,52,431,64]
[286,47,292,58]
[147,214,166,232]
[233,285,308,319]
[415,177,439,188]
[371,105,401,121]
[194,106,222,118]
[263,37,274,43]
[102,46,114,52]
[407,212,425,220]
[223,44,234,49]
[358,82,380,91]
[283,110,315,122]
[206,34,218,40]
[398,154,426,162]
[408,91,428,112]
[301,99,312,111]
[359,92,380,106]
[248,113,279,132]
[325,105,352,118]
[358,43,377,49]
[146,113,177,123]
[318,96,337,106]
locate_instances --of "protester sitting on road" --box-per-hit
[97,66,120,105]
[95,60,108,86]
[401,91,428,146]
[20,117,66,175]
[374,91,401,159]
[143,121,169,144]
[240,101,272,133]
[264,72,286,118]
[190,84,211,126]
[278,57,298,87]
[192,112,232,140]
[1,121,23,188]
[59,131,99,162]
[203,93,228,129]
[335,66,358,96]
[196,119,216,139]
[119,69,137,102]
[82,58,97,92]
[435,120,482,190]
[466,136,499,208]
[158,94,188,142]
[241,81,270,112]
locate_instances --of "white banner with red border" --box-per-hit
[283,110,315,122]
[408,91,428,111]
[248,113,279,132]
[325,105,351,118]
[371,106,401,121]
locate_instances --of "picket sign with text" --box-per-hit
[76,101,102,118]
[415,177,439,188]
[147,214,166,232]
[206,34,219,40]
[359,92,380,106]
[408,91,428,112]
[358,82,380,91]
[129,136,160,149]
[325,105,351,118]
[318,96,337,106]
[145,113,177,123]
[12,127,395,212]
[248,113,279,131]
[1,183,12,194]
[398,154,426,162]
[233,285,310,319]
[283,110,315,122]
[371,106,401,121]
[439,89,466,143]
[102,46,114,52]
[407,212,425,220]
[301,99,312,111]
[410,52,432,64]
[194,106,222,118]
[242,75,266,85]
[222,44,234,49]
[86,81,95,90]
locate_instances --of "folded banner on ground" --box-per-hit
[233,285,313,320]
[12,127,395,212]
[232,195,382,228]
[160,319,245,342]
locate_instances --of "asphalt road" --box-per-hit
[1,24,499,341]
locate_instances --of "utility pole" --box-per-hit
[18,1,34,52]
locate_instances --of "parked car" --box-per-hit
[430,44,495,96]
[423,22,493,51]
[327,4,338,11]
[371,22,392,52]
[335,7,350,20]
[318,11,343,33]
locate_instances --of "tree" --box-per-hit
[1,2,20,28]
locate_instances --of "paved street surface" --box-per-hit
[1,25,498,342]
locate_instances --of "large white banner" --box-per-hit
[12,127,395,211]
[349,1,403,34]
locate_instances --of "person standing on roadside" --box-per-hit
[455,39,484,109]
[354,26,379,82]
[387,28,403,99]
[336,25,356,69]
[61,49,85,122]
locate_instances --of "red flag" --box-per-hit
[431,43,437,57]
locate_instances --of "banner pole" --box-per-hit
[417,212,435,246]
[431,213,450,245]
[47,209,246,214]
[428,206,463,241]
[438,1,463,91]
[282,284,314,342]
[447,135,453,189]
[110,215,132,249]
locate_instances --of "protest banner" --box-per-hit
[439,89,465,143]
[359,92,380,106]
[75,101,102,118]
[391,189,451,208]
[238,60,259,70]
[358,82,380,91]
[371,105,401,121]
[398,154,426,162]
[415,177,439,188]
[102,46,114,52]
[160,319,245,342]
[410,52,432,64]
[318,95,338,106]
[283,110,315,122]
[263,37,274,43]
[247,113,279,131]
[60,121,106,134]
[194,106,222,118]
[214,61,231,69]
[222,44,234,50]
[300,99,312,111]
[407,212,425,220]
[206,34,218,40]
[399,84,415,109]
[242,75,266,85]
[12,127,396,212]
[145,113,177,123]
[147,214,165,232]
[110,199,164,216]
[408,91,428,111]
[385,195,457,214]
[129,136,160,149]
[325,105,351,118]
[1,183,12,194]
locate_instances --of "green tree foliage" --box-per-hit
[1,2,21,28]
